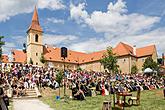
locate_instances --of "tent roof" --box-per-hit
[144,68,153,73]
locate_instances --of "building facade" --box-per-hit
[11,7,158,73]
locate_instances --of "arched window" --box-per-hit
[35,34,39,42]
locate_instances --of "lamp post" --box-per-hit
[61,47,67,97]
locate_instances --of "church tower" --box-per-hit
[26,6,43,66]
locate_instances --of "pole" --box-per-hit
[64,57,66,97]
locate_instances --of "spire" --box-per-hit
[27,6,43,33]
[32,6,39,23]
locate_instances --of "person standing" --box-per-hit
[0,80,8,110]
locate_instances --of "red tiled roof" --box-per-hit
[12,50,26,63]
[79,50,106,64]
[2,55,9,63]
[43,46,87,64]
[113,42,134,56]
[136,45,156,57]
[27,6,43,32]
[11,42,156,64]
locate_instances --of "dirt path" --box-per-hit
[13,99,54,110]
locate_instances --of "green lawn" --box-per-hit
[9,99,13,110]
[40,88,165,110]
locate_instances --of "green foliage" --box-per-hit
[40,53,46,64]
[142,57,158,71]
[77,67,82,72]
[0,36,5,61]
[29,58,33,64]
[56,70,63,96]
[100,46,119,74]
[157,58,163,65]
[56,71,63,86]
[131,65,138,74]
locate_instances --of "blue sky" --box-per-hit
[0,0,165,59]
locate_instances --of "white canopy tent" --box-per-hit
[144,68,153,73]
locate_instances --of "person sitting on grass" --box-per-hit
[72,81,85,100]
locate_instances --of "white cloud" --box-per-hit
[66,28,165,56]
[70,3,89,24]
[43,34,78,46]
[38,0,65,10]
[2,36,26,55]
[70,0,160,37]
[69,38,110,53]
[2,42,16,54]
[47,17,65,24]
[69,0,164,55]
[0,0,65,22]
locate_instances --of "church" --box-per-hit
[11,7,158,73]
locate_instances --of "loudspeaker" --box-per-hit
[61,47,67,58]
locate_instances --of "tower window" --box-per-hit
[36,53,38,56]
[35,34,39,42]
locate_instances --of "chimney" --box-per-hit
[133,45,136,55]
[162,53,164,66]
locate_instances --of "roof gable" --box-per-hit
[113,42,134,56]
[136,45,156,57]
[12,50,26,63]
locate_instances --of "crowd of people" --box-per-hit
[0,63,165,109]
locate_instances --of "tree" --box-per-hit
[29,58,33,65]
[157,58,163,65]
[142,57,158,71]
[131,65,138,74]
[40,53,46,64]
[56,70,63,97]
[0,36,5,61]
[100,46,119,75]
[77,67,82,72]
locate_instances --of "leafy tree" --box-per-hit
[157,58,164,65]
[0,36,5,61]
[100,47,119,107]
[142,57,158,71]
[40,53,46,64]
[56,70,63,97]
[77,67,82,72]
[100,46,119,75]
[131,65,138,74]
[29,58,33,65]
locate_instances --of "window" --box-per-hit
[35,34,39,42]
[142,59,145,62]
[36,53,38,56]
[36,62,38,65]
[29,35,30,42]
